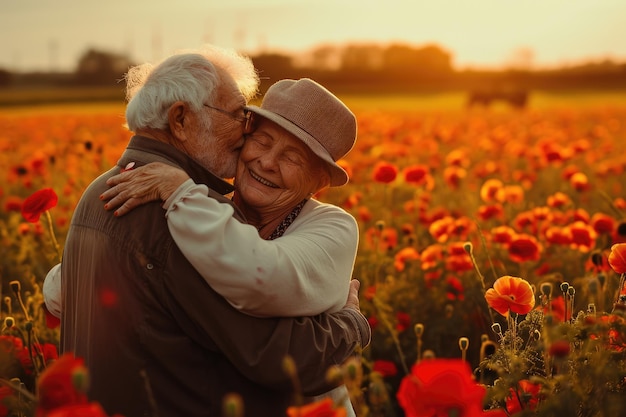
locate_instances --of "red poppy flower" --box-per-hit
[45,403,116,417]
[36,353,89,417]
[608,243,626,274]
[567,221,597,252]
[357,206,372,222]
[0,385,13,416]
[403,164,429,185]
[507,234,542,263]
[397,359,494,417]
[373,162,398,184]
[491,226,515,244]
[287,397,346,417]
[373,360,398,377]
[505,380,542,414]
[446,276,465,301]
[485,275,535,316]
[545,226,572,245]
[21,188,58,223]
[4,195,24,212]
[396,312,412,332]
[591,213,616,235]
[547,192,571,208]
[478,204,504,221]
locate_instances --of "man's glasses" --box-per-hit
[204,104,253,134]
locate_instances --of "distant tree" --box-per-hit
[74,48,134,86]
[0,68,12,87]
[339,43,384,72]
[251,53,297,90]
[381,43,453,83]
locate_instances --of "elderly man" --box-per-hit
[56,45,369,417]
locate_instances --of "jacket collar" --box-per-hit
[118,135,235,196]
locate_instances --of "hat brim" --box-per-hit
[246,105,348,186]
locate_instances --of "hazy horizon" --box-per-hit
[3,0,625,72]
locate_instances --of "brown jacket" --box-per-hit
[61,136,370,417]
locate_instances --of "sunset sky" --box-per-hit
[2,0,625,72]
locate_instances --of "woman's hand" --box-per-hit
[101,162,190,216]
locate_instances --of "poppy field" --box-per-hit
[1,93,626,416]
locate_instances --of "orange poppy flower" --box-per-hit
[547,192,571,208]
[21,188,58,223]
[287,398,347,417]
[485,275,535,316]
[443,166,466,188]
[570,172,590,192]
[608,243,626,274]
[394,247,420,272]
[480,179,504,203]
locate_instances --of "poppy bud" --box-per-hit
[325,365,344,385]
[459,337,469,350]
[590,250,604,267]
[414,323,424,338]
[560,282,569,293]
[587,304,596,315]
[9,281,21,294]
[567,286,575,297]
[3,316,14,328]
[282,356,297,377]
[540,282,553,297]
[222,393,244,417]
[463,242,473,254]
[422,350,436,360]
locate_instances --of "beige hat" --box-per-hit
[245,78,357,187]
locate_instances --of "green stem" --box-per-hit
[45,210,62,262]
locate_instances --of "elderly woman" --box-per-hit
[47,78,361,414]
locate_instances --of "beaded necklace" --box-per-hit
[266,199,308,240]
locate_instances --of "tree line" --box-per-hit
[2,43,625,95]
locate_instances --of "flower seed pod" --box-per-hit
[459,337,469,351]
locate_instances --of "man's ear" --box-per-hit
[168,101,189,142]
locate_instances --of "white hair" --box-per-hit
[124,44,259,132]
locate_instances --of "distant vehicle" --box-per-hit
[467,89,529,109]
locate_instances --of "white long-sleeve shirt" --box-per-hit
[44,179,359,318]
[163,179,359,317]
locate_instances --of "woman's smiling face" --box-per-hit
[234,117,329,213]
